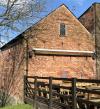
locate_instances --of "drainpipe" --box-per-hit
[23,36,29,76]
[26,39,29,76]
[94,4,97,79]
[94,4,100,80]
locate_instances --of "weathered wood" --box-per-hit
[33,76,38,109]
[72,78,77,109]
[48,77,53,109]
[77,88,100,95]
[24,76,100,109]
[24,75,27,103]
[77,98,100,107]
[77,79,100,83]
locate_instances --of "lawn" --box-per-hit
[0,104,33,109]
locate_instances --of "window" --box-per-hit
[60,23,66,36]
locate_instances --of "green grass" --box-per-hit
[0,104,32,109]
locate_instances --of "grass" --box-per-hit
[0,104,33,109]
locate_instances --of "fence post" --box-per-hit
[49,77,53,109]
[72,78,77,109]
[33,76,38,109]
[24,75,27,103]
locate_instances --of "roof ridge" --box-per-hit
[0,4,73,50]
[79,2,100,19]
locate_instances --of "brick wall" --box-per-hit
[79,4,95,35]
[25,5,95,79]
[0,40,25,104]
[79,3,100,79]
[0,5,96,104]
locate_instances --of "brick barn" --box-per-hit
[0,4,96,103]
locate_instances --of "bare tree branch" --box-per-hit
[0,0,46,46]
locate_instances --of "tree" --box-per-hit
[0,0,46,46]
[0,0,46,106]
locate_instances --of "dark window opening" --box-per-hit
[60,23,65,36]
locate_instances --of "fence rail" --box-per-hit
[24,76,100,109]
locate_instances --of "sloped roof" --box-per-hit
[0,4,79,51]
[78,2,100,19]
[0,3,96,51]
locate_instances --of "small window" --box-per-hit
[60,23,66,36]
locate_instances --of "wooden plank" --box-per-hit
[60,86,71,90]
[52,77,72,81]
[36,96,49,104]
[48,77,53,109]
[77,79,100,83]
[33,76,38,108]
[52,91,72,99]
[72,78,77,109]
[77,98,100,107]
[77,88,100,95]
[52,101,71,109]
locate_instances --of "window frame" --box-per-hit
[60,23,66,36]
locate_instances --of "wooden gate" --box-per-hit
[24,76,100,109]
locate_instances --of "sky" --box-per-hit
[46,0,100,17]
[0,0,100,45]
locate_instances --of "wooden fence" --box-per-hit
[24,76,100,109]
